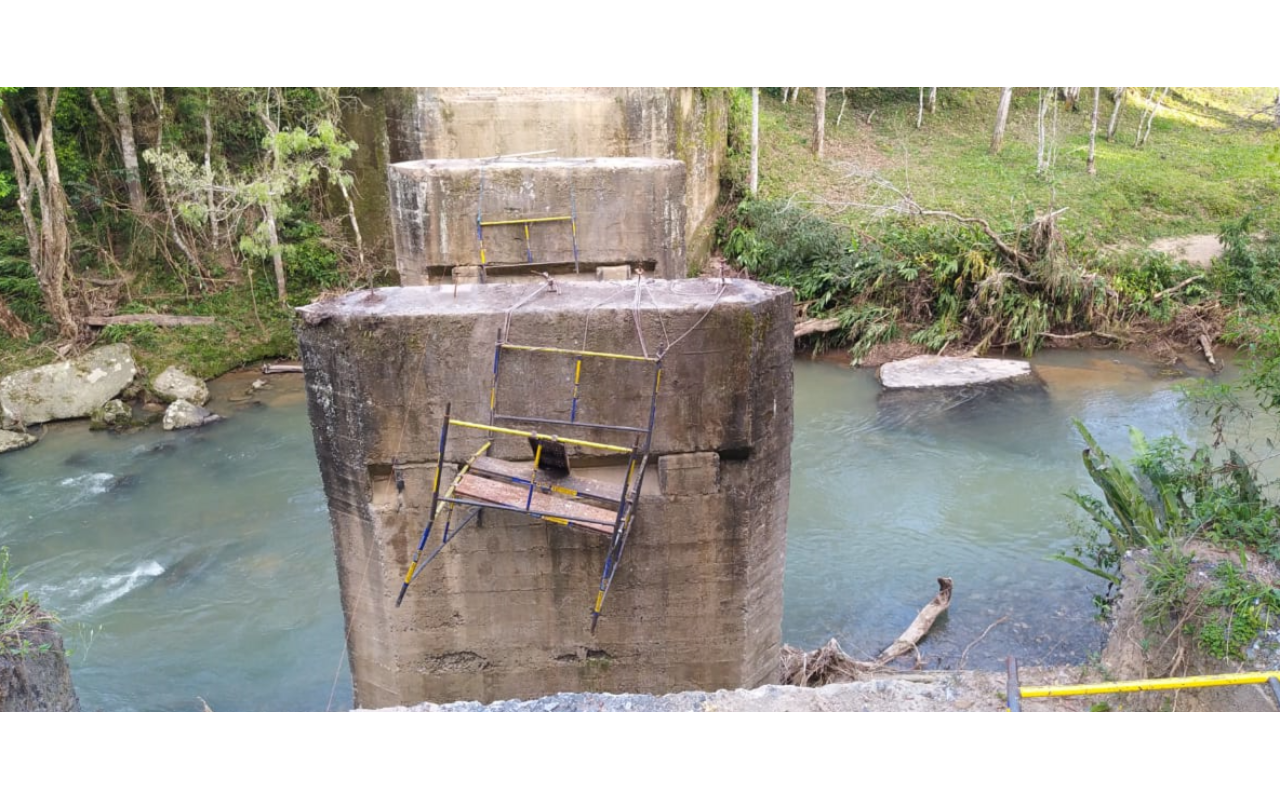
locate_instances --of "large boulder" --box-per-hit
[162,399,224,431]
[0,429,37,454]
[0,344,137,429]
[152,366,209,406]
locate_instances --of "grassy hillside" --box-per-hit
[756,87,1280,247]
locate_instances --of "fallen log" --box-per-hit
[1198,334,1216,366]
[261,363,303,374]
[84,314,217,327]
[874,577,954,665]
[794,317,842,338]
[780,577,954,687]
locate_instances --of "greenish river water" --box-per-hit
[0,351,1227,709]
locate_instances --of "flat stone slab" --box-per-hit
[0,429,37,454]
[878,355,1033,389]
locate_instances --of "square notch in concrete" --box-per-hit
[658,452,721,497]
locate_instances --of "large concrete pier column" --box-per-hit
[297,279,793,708]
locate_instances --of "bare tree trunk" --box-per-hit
[1062,87,1081,111]
[1107,87,1126,142]
[1274,88,1279,128]
[147,89,201,281]
[265,200,286,304]
[812,87,826,157]
[917,87,925,129]
[0,89,79,339]
[990,88,1013,154]
[781,87,790,104]
[1087,87,1101,176]
[928,87,937,114]
[750,87,759,194]
[835,87,848,127]
[1136,87,1169,147]
[1037,88,1055,175]
[112,87,145,215]
[204,92,219,248]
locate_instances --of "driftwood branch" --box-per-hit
[84,314,217,327]
[1151,274,1204,302]
[794,317,842,338]
[780,577,954,686]
[261,362,303,374]
[874,577,954,664]
[1198,334,1216,366]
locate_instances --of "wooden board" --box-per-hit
[454,474,616,535]
[470,456,623,504]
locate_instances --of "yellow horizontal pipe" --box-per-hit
[1020,671,1280,699]
[449,419,633,454]
[479,216,572,226]
[500,343,658,363]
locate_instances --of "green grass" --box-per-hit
[757,88,1280,249]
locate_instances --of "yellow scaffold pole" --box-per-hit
[1020,671,1280,698]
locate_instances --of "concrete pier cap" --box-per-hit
[296,278,793,708]
[389,157,688,285]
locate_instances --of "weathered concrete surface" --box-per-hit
[378,88,726,268]
[0,344,137,428]
[162,399,224,431]
[389,157,687,283]
[878,355,1034,389]
[152,365,210,405]
[297,279,792,708]
[0,429,37,454]
[0,621,80,712]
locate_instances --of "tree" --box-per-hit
[812,87,826,157]
[113,88,145,214]
[1106,87,1126,142]
[0,88,79,338]
[750,87,759,195]
[1136,87,1170,147]
[143,88,360,305]
[1087,87,1101,176]
[990,88,1013,154]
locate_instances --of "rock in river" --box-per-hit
[162,399,224,431]
[877,355,1035,389]
[0,343,137,428]
[152,365,210,406]
[0,429,37,455]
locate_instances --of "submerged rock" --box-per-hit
[162,399,224,431]
[0,343,137,428]
[152,366,209,406]
[0,429,37,455]
[878,355,1035,389]
[89,399,133,431]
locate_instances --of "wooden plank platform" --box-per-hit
[470,456,623,504]
[454,474,616,535]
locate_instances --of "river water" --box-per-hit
[0,351,1225,709]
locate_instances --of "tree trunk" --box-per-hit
[204,92,219,249]
[917,87,925,129]
[836,87,848,127]
[112,87,145,215]
[1136,87,1169,147]
[1036,87,1054,175]
[990,88,1013,154]
[265,201,287,305]
[812,87,826,157]
[1274,88,1279,128]
[750,87,759,195]
[0,88,79,339]
[1087,87,1101,176]
[1107,87,1126,142]
[1062,87,1081,111]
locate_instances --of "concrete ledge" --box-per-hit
[658,453,720,497]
